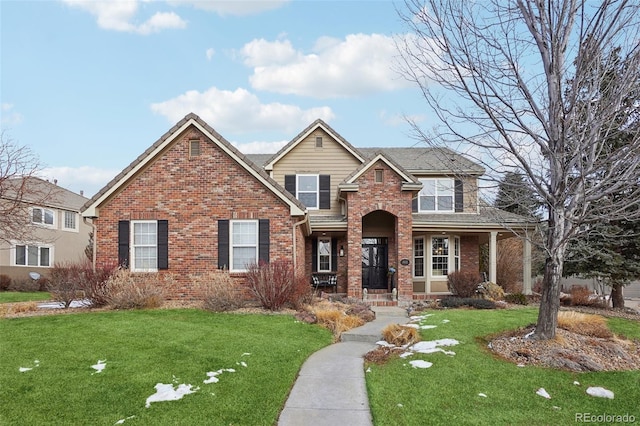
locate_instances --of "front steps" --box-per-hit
[362,292,398,307]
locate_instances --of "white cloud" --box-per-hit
[1,103,24,126]
[232,140,288,154]
[40,166,120,197]
[150,86,335,133]
[63,1,187,35]
[206,48,215,61]
[241,34,412,98]
[169,0,289,16]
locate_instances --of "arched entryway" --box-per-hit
[362,210,397,291]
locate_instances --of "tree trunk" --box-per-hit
[610,283,625,309]
[534,257,562,339]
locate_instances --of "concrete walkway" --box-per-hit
[278,306,409,426]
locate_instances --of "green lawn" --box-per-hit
[0,291,51,303]
[0,309,332,425]
[366,308,640,426]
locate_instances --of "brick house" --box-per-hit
[82,113,534,305]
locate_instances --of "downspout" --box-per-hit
[83,216,97,272]
[292,215,309,270]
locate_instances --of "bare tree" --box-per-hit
[396,0,640,339]
[0,131,51,244]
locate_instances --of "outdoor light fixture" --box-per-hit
[339,246,345,257]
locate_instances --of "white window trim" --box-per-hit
[30,206,56,228]
[62,210,79,232]
[296,174,319,210]
[413,237,425,278]
[418,178,454,213]
[131,220,158,273]
[12,242,54,268]
[430,236,450,278]
[428,234,461,278]
[317,238,332,272]
[230,219,258,273]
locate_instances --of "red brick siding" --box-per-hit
[94,126,298,299]
[460,235,479,273]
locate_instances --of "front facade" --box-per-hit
[0,177,91,283]
[83,114,534,305]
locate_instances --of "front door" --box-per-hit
[362,238,388,289]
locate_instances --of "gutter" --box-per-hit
[292,215,310,270]
[83,216,97,272]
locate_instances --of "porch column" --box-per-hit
[489,231,497,283]
[523,237,532,295]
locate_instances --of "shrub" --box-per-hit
[505,292,528,305]
[382,324,421,346]
[440,296,465,308]
[569,285,604,307]
[103,269,166,309]
[496,238,524,293]
[288,273,316,311]
[84,263,119,307]
[557,311,612,338]
[484,282,505,301]
[195,271,246,312]
[8,279,41,292]
[245,260,297,311]
[47,261,89,308]
[439,296,496,309]
[314,308,364,341]
[0,274,11,291]
[447,270,482,298]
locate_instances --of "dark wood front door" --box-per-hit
[362,238,388,289]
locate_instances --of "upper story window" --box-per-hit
[315,136,323,148]
[230,220,258,272]
[375,169,384,183]
[297,175,319,209]
[132,221,157,272]
[31,207,54,227]
[189,140,201,157]
[63,211,78,231]
[419,179,454,212]
[318,238,331,272]
[15,244,51,267]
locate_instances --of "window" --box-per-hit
[419,179,454,212]
[32,207,54,226]
[230,220,258,271]
[189,140,201,157]
[132,221,157,272]
[63,211,77,230]
[375,169,384,183]
[318,238,331,272]
[315,136,323,147]
[15,244,51,267]
[414,237,425,277]
[431,237,449,276]
[297,175,319,209]
[454,237,460,271]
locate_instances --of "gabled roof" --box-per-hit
[339,151,422,193]
[82,113,307,217]
[264,119,366,171]
[2,177,87,211]
[359,147,485,175]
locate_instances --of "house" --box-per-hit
[82,113,535,305]
[0,177,92,285]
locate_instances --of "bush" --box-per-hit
[245,260,297,311]
[47,261,117,308]
[102,269,166,309]
[569,285,604,307]
[195,271,246,312]
[466,298,496,309]
[447,270,482,298]
[439,296,496,309]
[505,292,528,305]
[440,296,466,308]
[382,324,421,346]
[484,282,505,301]
[8,279,41,292]
[496,238,524,293]
[557,311,612,338]
[0,274,11,291]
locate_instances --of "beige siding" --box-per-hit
[271,128,362,215]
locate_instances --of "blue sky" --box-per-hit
[1,0,432,197]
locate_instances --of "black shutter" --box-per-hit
[412,197,418,213]
[284,175,296,195]
[157,220,169,270]
[331,238,338,272]
[454,179,464,212]
[118,220,130,268]
[218,220,229,270]
[259,219,270,263]
[319,175,331,209]
[312,238,318,272]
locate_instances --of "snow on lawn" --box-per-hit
[409,360,433,369]
[19,360,40,372]
[91,360,106,374]
[586,386,614,399]
[145,383,199,408]
[37,299,92,309]
[536,388,551,399]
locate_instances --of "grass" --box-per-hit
[366,308,640,426]
[0,309,332,425]
[0,291,51,303]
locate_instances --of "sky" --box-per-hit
[1,0,432,198]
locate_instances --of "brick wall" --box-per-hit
[460,235,480,273]
[94,125,300,299]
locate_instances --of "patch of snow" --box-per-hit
[397,403,404,407]
[553,406,561,410]
[524,329,535,339]
[38,299,92,309]
[145,383,198,408]
[241,353,251,357]
[536,388,551,399]
[376,340,395,347]
[420,325,437,330]
[237,361,248,368]
[586,387,614,399]
[410,314,433,321]
[19,367,32,372]
[399,352,414,359]
[573,381,580,386]
[478,393,487,397]
[92,360,107,374]
[517,364,525,368]
[411,339,459,353]
[403,324,420,329]
[204,368,235,384]
[409,360,433,369]
[441,319,450,323]
[115,415,135,424]
[366,367,371,373]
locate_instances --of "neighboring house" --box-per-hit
[82,113,535,305]
[0,177,91,284]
